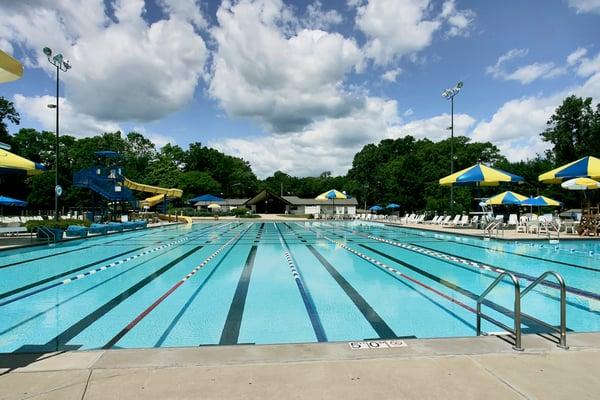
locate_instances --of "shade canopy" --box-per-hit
[189,194,224,203]
[207,203,221,209]
[315,189,348,200]
[0,49,23,83]
[561,177,600,191]
[485,191,527,205]
[369,205,384,211]
[439,163,524,186]
[520,196,562,207]
[539,156,600,183]
[0,148,46,175]
[0,195,27,207]
[386,203,400,209]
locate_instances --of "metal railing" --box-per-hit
[521,271,568,349]
[484,219,503,238]
[476,270,568,351]
[476,272,522,351]
[37,226,58,245]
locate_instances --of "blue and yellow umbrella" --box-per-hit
[0,149,46,175]
[316,189,348,216]
[521,196,562,207]
[485,191,527,205]
[440,163,524,186]
[539,156,600,183]
[0,49,23,83]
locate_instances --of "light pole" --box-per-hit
[43,47,71,221]
[442,81,463,213]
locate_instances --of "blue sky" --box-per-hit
[1,0,600,177]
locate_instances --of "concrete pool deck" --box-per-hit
[1,333,599,399]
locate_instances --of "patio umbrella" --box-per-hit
[0,195,27,216]
[386,203,400,209]
[485,191,527,205]
[0,49,23,83]
[439,162,524,186]
[0,148,46,175]
[315,189,348,216]
[369,205,384,213]
[560,177,600,191]
[539,156,600,183]
[520,196,562,207]
[207,203,221,209]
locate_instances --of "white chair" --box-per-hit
[457,215,470,226]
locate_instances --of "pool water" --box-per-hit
[0,221,598,353]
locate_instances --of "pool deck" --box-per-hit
[1,333,599,399]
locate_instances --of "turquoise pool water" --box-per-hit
[0,221,598,353]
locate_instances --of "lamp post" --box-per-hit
[43,47,71,221]
[442,81,463,213]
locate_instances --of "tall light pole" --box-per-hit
[43,47,71,221]
[442,81,463,212]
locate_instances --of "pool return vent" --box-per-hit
[476,271,568,351]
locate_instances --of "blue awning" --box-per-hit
[0,195,27,207]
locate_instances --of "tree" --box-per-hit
[0,96,20,145]
[541,95,600,164]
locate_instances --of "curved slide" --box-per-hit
[123,177,183,208]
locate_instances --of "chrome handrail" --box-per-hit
[521,271,568,349]
[37,226,57,245]
[476,272,522,351]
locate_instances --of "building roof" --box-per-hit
[282,196,358,206]
[194,198,248,206]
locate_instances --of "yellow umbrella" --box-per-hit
[0,49,23,83]
[0,148,46,175]
[561,177,600,191]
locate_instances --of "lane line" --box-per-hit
[274,223,327,342]
[103,224,253,349]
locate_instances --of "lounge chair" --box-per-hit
[516,216,528,233]
[444,215,461,227]
[428,216,440,225]
[437,215,451,225]
[457,215,470,227]
[505,214,518,229]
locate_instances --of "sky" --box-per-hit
[1,0,599,178]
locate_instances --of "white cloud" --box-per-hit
[1,0,208,124]
[304,1,343,29]
[486,49,565,84]
[567,0,600,14]
[473,49,600,160]
[355,0,474,65]
[567,47,588,65]
[209,0,364,133]
[382,68,402,82]
[393,113,476,141]
[403,108,414,117]
[13,94,120,136]
[356,0,441,65]
[441,0,475,38]
[130,126,177,149]
[214,97,401,177]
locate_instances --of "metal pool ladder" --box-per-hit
[476,271,568,351]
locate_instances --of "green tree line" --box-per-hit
[0,95,598,212]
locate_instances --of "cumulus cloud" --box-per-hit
[13,94,120,136]
[567,0,600,14]
[355,0,474,65]
[303,1,344,29]
[393,113,475,141]
[209,0,364,133]
[1,0,208,123]
[486,48,565,84]
[474,49,600,160]
[382,68,402,82]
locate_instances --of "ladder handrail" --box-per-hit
[476,271,522,351]
[521,271,568,349]
[37,226,57,245]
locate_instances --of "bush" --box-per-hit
[25,219,90,233]
[239,214,261,218]
[231,207,250,217]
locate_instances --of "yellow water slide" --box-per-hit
[122,177,183,208]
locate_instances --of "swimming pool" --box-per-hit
[0,221,598,353]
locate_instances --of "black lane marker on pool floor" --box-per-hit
[306,245,397,339]
[14,245,205,353]
[219,246,258,345]
[0,247,145,302]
